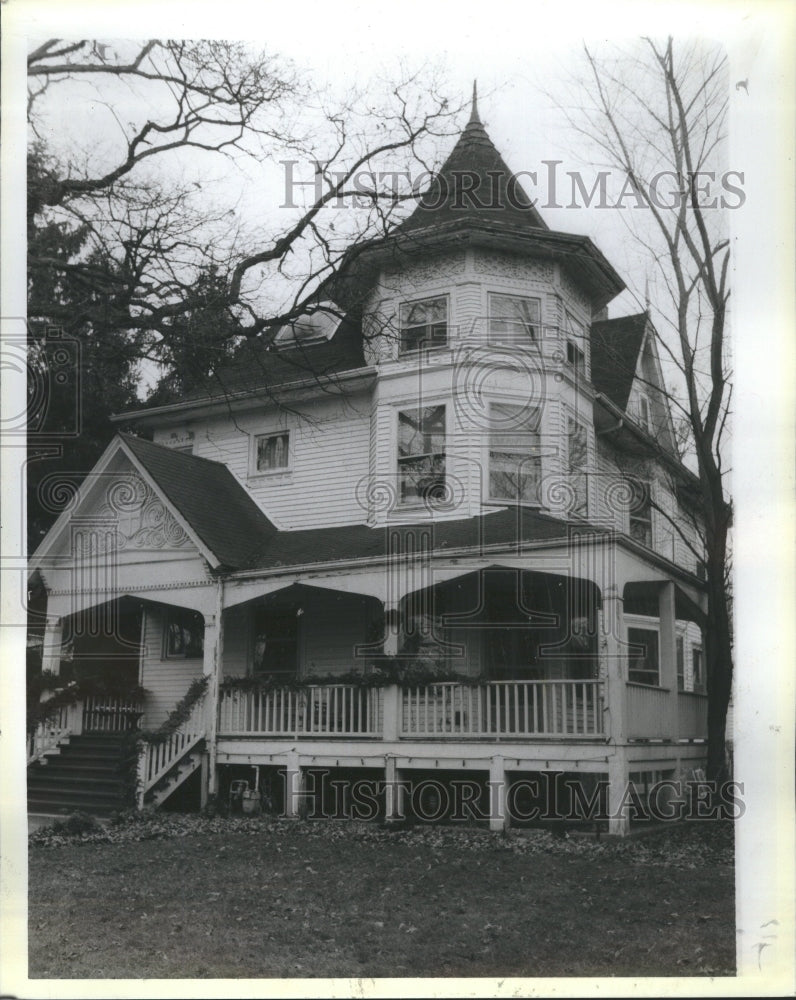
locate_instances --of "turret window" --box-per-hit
[398,405,446,503]
[399,296,448,353]
[488,293,540,344]
[488,403,541,503]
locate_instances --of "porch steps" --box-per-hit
[145,743,205,808]
[27,734,136,817]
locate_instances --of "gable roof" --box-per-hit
[119,435,278,569]
[590,312,648,410]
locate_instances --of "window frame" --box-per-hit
[396,403,447,507]
[628,478,654,548]
[487,292,542,346]
[691,645,704,692]
[626,624,661,687]
[565,412,590,518]
[398,294,449,355]
[163,608,205,660]
[486,401,542,505]
[251,606,300,679]
[565,311,587,377]
[251,430,292,478]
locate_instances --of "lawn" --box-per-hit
[28,814,735,980]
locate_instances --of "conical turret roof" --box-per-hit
[398,83,548,235]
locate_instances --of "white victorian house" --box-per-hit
[28,95,709,835]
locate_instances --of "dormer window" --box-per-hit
[398,405,446,503]
[488,294,540,345]
[399,296,448,353]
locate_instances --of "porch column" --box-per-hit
[607,752,630,836]
[283,750,305,819]
[382,684,401,742]
[658,581,678,739]
[203,611,222,797]
[41,616,63,676]
[384,756,405,823]
[600,586,626,744]
[489,755,508,832]
[382,600,400,657]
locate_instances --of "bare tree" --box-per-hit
[554,37,733,779]
[28,39,461,354]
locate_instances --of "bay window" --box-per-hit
[399,296,448,353]
[488,403,541,503]
[398,405,446,503]
[488,293,540,345]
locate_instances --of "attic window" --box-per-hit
[488,294,540,345]
[255,432,290,473]
[637,394,651,432]
[399,296,448,353]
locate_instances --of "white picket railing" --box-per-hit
[625,683,672,739]
[218,685,382,737]
[401,680,604,738]
[138,695,207,805]
[218,681,604,739]
[27,705,71,764]
[82,693,143,733]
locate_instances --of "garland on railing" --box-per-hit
[219,658,490,695]
[27,678,147,735]
[135,675,209,746]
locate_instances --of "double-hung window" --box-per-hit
[397,405,446,503]
[567,417,589,517]
[255,432,290,474]
[488,403,541,503]
[399,296,448,353]
[629,479,653,547]
[488,293,540,345]
[627,627,660,686]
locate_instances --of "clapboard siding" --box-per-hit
[301,591,380,676]
[140,608,204,726]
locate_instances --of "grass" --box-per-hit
[28,813,735,980]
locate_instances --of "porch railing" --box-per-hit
[677,691,708,740]
[138,694,207,803]
[218,685,382,737]
[217,680,604,740]
[82,693,143,733]
[27,705,71,764]
[625,683,672,739]
[401,681,604,738]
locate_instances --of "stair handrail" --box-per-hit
[136,680,208,806]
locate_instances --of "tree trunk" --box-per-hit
[704,509,733,782]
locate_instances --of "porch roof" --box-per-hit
[245,505,595,571]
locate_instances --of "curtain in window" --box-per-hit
[257,433,289,471]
